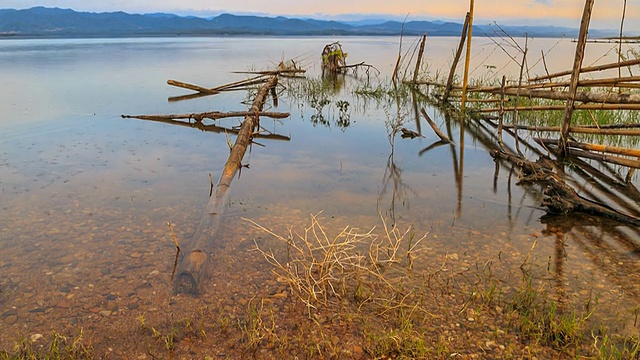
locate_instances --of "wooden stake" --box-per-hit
[413,33,427,83]
[461,2,475,112]
[559,0,594,157]
[443,12,470,103]
[498,75,506,149]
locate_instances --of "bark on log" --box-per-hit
[173,75,279,295]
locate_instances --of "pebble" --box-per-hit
[5,315,17,325]
[272,291,288,299]
[1,309,18,318]
[100,310,112,317]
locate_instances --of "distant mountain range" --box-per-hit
[0,7,619,38]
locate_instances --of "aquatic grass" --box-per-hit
[0,330,93,360]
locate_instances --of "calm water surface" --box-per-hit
[1,36,639,351]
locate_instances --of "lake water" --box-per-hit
[1,36,639,356]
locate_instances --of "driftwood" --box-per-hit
[490,149,640,225]
[173,75,280,295]
[421,108,453,143]
[167,75,271,96]
[123,115,291,141]
[122,111,290,122]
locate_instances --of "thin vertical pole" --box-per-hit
[460,0,475,113]
[413,33,427,83]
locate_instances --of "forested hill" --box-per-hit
[0,7,617,38]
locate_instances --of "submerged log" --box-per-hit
[173,75,279,295]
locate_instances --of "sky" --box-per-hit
[3,0,640,32]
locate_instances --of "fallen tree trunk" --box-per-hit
[173,75,279,295]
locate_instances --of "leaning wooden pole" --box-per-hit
[460,0,475,113]
[559,0,594,157]
[443,12,470,103]
[173,75,279,295]
[412,33,427,83]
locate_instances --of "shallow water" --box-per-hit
[1,36,639,355]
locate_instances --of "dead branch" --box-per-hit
[421,108,453,143]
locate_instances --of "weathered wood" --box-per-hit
[421,108,453,143]
[490,149,640,225]
[501,124,640,136]
[168,75,270,95]
[413,33,427,83]
[529,57,640,82]
[498,75,506,148]
[538,139,640,168]
[167,79,220,94]
[232,69,305,75]
[471,87,640,105]
[122,111,290,122]
[538,138,640,158]
[447,11,470,103]
[461,2,475,112]
[123,116,291,141]
[173,75,280,295]
[477,103,640,112]
[560,0,594,157]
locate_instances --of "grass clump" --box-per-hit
[248,213,640,359]
[1,330,93,360]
